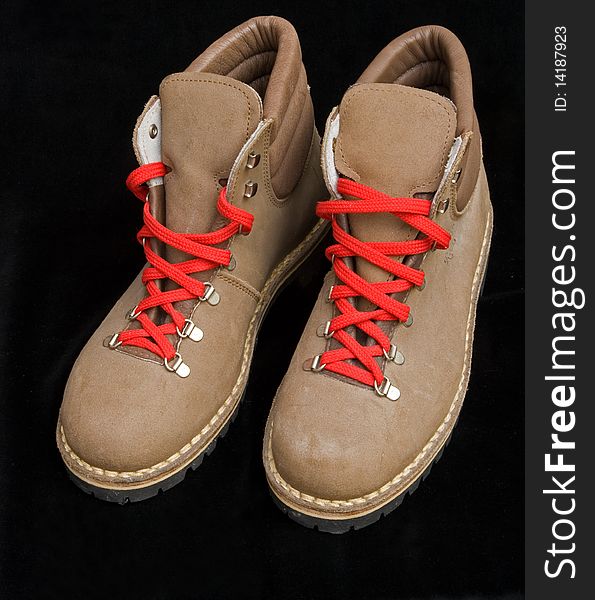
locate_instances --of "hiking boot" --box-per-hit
[263,26,493,532]
[57,16,328,502]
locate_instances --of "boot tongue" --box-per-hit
[159,72,262,253]
[334,83,456,285]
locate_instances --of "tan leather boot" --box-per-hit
[57,16,328,502]
[263,26,493,532]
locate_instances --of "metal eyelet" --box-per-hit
[374,376,401,401]
[149,124,158,139]
[310,354,327,372]
[244,181,258,198]
[326,285,335,303]
[403,314,414,328]
[417,278,426,291]
[382,344,405,365]
[451,168,462,184]
[246,152,260,169]
[107,333,122,349]
[163,353,190,378]
[200,283,220,306]
[227,255,236,271]
[436,198,450,214]
[177,319,204,342]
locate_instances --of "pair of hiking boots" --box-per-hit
[57,16,493,533]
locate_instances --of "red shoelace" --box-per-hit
[314,178,451,389]
[113,161,253,361]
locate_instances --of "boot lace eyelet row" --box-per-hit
[311,178,451,398]
[107,162,254,376]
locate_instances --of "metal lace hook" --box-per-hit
[177,319,204,342]
[163,352,191,378]
[374,376,401,401]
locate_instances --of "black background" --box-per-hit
[0,1,523,598]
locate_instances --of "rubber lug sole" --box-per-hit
[270,423,456,534]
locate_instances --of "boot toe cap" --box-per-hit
[59,344,216,478]
[266,374,415,503]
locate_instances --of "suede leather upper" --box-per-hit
[357,25,481,211]
[335,83,457,287]
[264,26,493,517]
[57,17,327,486]
[187,16,314,199]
